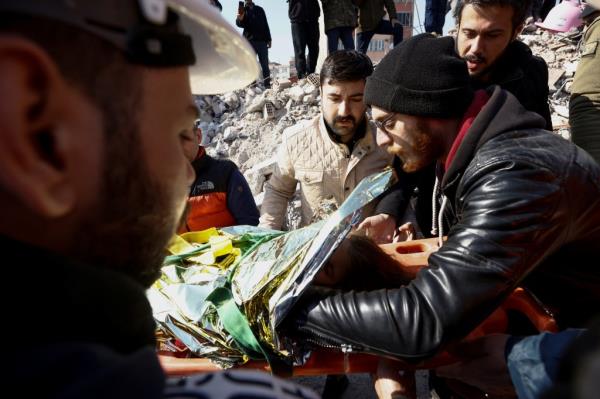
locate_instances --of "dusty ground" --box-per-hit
[294,371,434,398]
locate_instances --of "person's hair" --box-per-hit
[454,0,532,30]
[0,14,143,141]
[319,50,373,87]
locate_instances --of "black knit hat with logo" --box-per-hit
[364,33,474,118]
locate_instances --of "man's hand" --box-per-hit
[357,214,397,244]
[373,358,416,399]
[267,41,272,48]
[435,334,516,398]
[396,222,415,242]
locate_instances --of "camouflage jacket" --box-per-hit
[321,0,358,32]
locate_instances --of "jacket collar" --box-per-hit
[191,150,212,171]
[442,85,547,190]
[2,234,157,354]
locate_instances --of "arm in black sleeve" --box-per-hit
[282,159,568,362]
[374,159,418,220]
[262,8,272,42]
[533,56,553,130]
[227,169,260,226]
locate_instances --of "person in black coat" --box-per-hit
[236,1,272,87]
[288,0,321,78]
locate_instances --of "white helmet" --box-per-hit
[0,0,260,95]
[536,0,584,33]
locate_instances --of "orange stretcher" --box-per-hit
[160,237,558,376]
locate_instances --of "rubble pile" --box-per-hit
[521,28,583,139]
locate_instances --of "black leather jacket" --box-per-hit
[282,87,600,362]
[472,40,553,130]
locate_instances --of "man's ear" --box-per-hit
[0,37,77,219]
[512,24,525,41]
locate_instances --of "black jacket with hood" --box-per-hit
[288,0,321,22]
[375,40,553,235]
[282,87,600,361]
[236,3,272,43]
[472,40,553,131]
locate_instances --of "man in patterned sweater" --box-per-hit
[259,50,392,230]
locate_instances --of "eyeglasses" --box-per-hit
[373,112,398,136]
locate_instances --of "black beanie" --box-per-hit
[364,33,474,118]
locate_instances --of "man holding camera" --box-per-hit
[236,0,272,88]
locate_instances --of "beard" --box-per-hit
[73,123,182,288]
[329,114,362,139]
[386,121,439,173]
[463,53,491,79]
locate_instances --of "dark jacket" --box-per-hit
[321,0,358,31]
[236,3,272,43]
[185,154,259,232]
[355,0,397,32]
[376,39,554,233]
[472,39,553,130]
[288,0,321,22]
[5,235,165,398]
[375,159,436,236]
[283,87,600,361]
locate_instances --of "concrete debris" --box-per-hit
[223,126,239,142]
[274,79,292,92]
[306,73,321,88]
[310,196,339,224]
[283,195,302,231]
[245,157,277,196]
[521,26,584,140]
[263,102,275,120]
[288,86,306,103]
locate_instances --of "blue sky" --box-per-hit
[220,0,455,64]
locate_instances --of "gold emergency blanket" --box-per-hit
[148,169,393,368]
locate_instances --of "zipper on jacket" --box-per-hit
[303,332,357,373]
[341,344,353,373]
[300,325,357,352]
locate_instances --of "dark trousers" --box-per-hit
[425,0,447,34]
[291,20,320,79]
[250,40,271,88]
[326,26,355,54]
[356,19,403,54]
